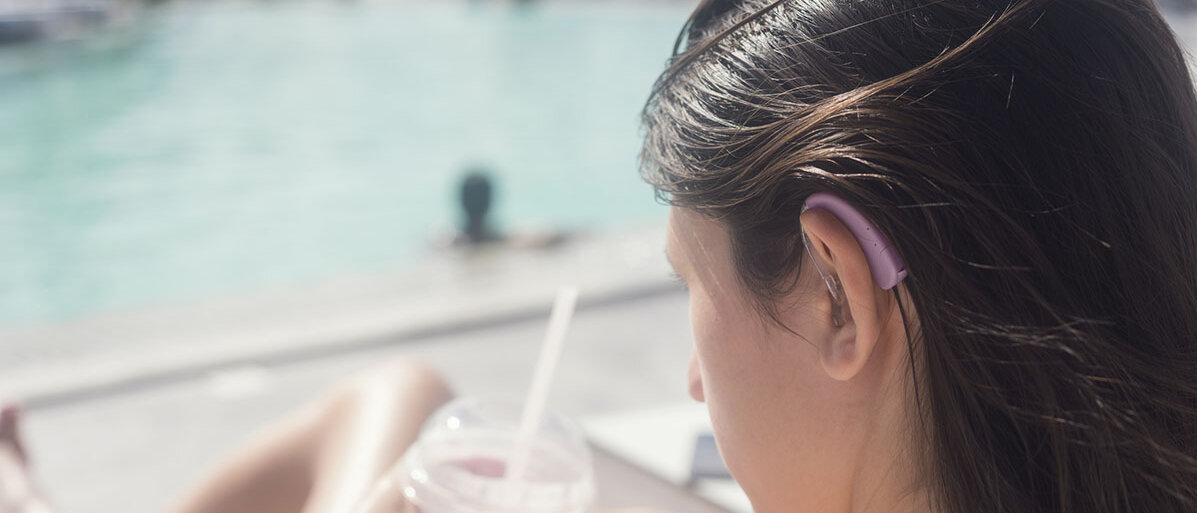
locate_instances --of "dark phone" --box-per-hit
[689,432,732,481]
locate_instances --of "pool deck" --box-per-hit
[0,223,672,406]
[5,223,720,513]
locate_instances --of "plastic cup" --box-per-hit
[356,397,596,513]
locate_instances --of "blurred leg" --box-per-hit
[165,360,453,513]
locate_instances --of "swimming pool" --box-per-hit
[0,1,687,328]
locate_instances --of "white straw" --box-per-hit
[507,286,579,485]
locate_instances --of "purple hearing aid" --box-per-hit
[803,192,907,290]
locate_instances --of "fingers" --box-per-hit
[0,403,26,464]
[596,509,677,513]
[0,404,20,436]
[350,468,409,513]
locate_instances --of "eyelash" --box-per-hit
[669,271,690,290]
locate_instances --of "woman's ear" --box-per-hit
[800,208,894,381]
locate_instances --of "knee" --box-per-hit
[382,359,454,404]
[342,359,454,412]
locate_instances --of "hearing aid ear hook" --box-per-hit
[801,193,908,328]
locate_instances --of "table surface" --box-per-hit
[586,402,752,513]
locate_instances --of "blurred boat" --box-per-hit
[0,0,131,45]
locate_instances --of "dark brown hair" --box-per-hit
[641,0,1197,512]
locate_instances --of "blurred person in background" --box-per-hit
[457,169,501,246]
[4,0,1197,513]
[442,166,573,251]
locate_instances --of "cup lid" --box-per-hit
[398,397,596,513]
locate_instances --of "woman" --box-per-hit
[643,0,1197,512]
[4,0,1195,512]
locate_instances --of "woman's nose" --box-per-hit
[688,351,705,403]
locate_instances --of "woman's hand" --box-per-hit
[349,472,408,513]
[349,480,675,513]
[597,509,676,513]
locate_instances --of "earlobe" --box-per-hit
[822,335,864,382]
[801,208,889,382]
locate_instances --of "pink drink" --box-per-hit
[448,457,507,478]
[389,398,595,513]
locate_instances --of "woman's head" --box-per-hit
[668,203,928,512]
[644,1,1197,512]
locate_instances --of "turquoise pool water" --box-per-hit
[0,1,686,329]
